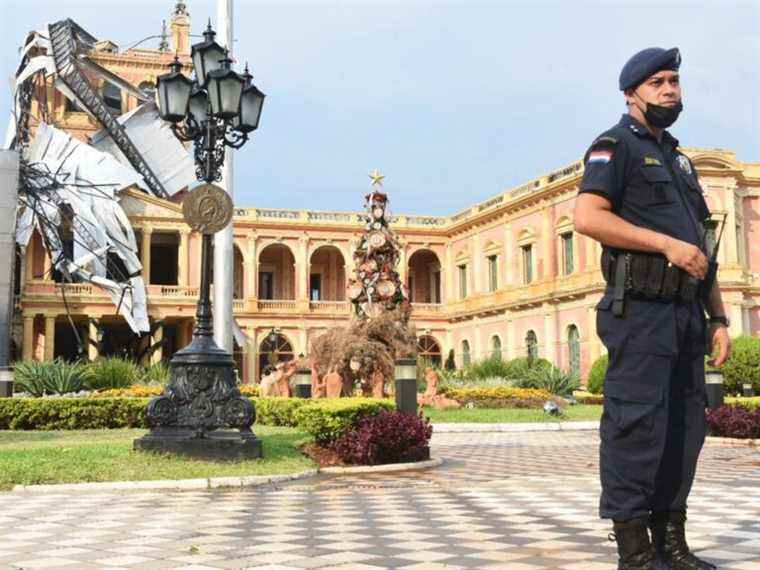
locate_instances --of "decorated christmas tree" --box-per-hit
[309,170,416,397]
[347,169,408,320]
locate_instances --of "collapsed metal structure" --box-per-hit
[5,18,197,345]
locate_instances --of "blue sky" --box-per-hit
[2,0,758,215]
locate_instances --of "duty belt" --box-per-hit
[601,249,714,317]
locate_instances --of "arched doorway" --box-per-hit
[417,335,442,367]
[408,249,442,303]
[525,330,538,362]
[309,245,346,301]
[258,244,296,300]
[461,339,471,367]
[490,335,502,359]
[567,325,580,377]
[258,332,294,379]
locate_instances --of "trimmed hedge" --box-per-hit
[255,397,308,427]
[0,398,149,430]
[720,336,760,395]
[0,396,392,437]
[438,386,552,408]
[293,398,395,443]
[587,355,608,394]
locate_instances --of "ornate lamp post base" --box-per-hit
[135,428,261,462]
[134,184,261,461]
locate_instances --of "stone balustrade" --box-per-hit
[309,300,350,313]
[256,299,299,311]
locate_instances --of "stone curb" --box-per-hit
[705,436,758,448]
[319,457,443,475]
[431,421,600,433]
[11,469,319,494]
[9,457,447,493]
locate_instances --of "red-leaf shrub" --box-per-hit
[330,410,433,465]
[706,405,760,439]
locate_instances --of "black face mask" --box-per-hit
[644,100,683,129]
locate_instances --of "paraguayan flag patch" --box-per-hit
[588,149,613,164]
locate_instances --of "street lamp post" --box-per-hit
[134,22,265,461]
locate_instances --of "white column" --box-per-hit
[44,315,56,361]
[506,318,515,359]
[585,235,596,271]
[503,224,512,285]
[472,316,482,361]
[725,190,738,265]
[543,304,557,366]
[398,243,408,288]
[151,323,164,364]
[213,0,235,352]
[472,234,482,293]
[444,244,453,303]
[587,305,599,363]
[297,237,309,301]
[141,228,152,284]
[88,320,99,361]
[299,326,308,356]
[179,229,190,287]
[542,208,553,280]
[729,302,744,338]
[246,236,257,299]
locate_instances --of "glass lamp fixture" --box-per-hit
[191,22,226,88]
[187,88,209,128]
[156,57,193,123]
[233,65,266,133]
[206,58,245,120]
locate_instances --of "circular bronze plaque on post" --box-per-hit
[182,183,234,234]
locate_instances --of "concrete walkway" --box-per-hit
[1,430,759,569]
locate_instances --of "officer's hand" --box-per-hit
[663,238,708,280]
[707,324,731,367]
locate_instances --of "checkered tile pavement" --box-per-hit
[0,431,758,569]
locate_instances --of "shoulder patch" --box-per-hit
[592,135,618,147]
[585,134,618,165]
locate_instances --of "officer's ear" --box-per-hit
[623,88,635,107]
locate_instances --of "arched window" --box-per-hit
[525,330,538,362]
[490,335,502,359]
[417,335,442,367]
[568,325,580,377]
[258,332,293,379]
[461,340,471,367]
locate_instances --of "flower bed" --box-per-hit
[438,386,552,408]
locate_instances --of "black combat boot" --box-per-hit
[650,511,716,570]
[610,517,658,570]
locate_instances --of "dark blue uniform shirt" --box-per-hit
[579,114,710,250]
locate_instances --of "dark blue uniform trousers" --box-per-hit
[596,295,707,521]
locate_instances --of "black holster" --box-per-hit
[601,248,704,307]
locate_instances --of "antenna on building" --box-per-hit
[158,20,169,52]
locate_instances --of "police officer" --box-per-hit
[573,47,732,570]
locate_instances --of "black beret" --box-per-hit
[619,47,681,91]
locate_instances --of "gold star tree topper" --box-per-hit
[369,168,385,187]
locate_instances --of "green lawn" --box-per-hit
[423,404,603,423]
[0,426,315,491]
